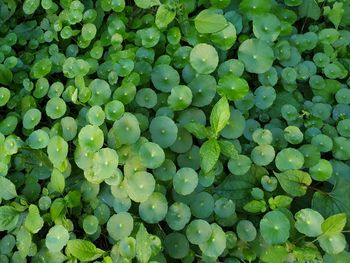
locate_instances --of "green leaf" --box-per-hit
[194,9,228,34]
[298,0,321,20]
[0,65,13,85]
[218,140,238,159]
[184,123,209,139]
[0,206,20,231]
[274,170,312,197]
[66,239,105,262]
[50,198,66,222]
[312,177,350,227]
[136,224,152,263]
[260,211,290,245]
[324,2,344,29]
[16,226,32,258]
[155,5,176,29]
[49,169,65,194]
[25,204,44,234]
[261,245,288,263]
[318,233,346,255]
[321,213,347,235]
[210,96,230,136]
[64,191,81,208]
[0,176,17,200]
[215,170,257,209]
[200,139,220,172]
[134,0,160,9]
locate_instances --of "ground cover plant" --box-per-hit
[0,0,350,262]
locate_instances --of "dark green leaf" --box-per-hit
[0,65,13,85]
[274,170,312,197]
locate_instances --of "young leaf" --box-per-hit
[135,0,160,9]
[50,198,66,222]
[155,5,176,29]
[66,239,105,262]
[0,176,17,200]
[194,9,228,34]
[0,206,20,231]
[16,226,32,258]
[218,140,238,159]
[274,170,312,197]
[200,139,220,172]
[321,213,347,235]
[25,204,44,234]
[49,169,65,194]
[184,123,209,139]
[0,65,13,85]
[210,96,230,136]
[136,224,152,263]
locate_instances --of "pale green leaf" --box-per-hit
[0,206,20,231]
[66,239,105,262]
[321,213,347,235]
[195,9,228,34]
[155,5,176,29]
[0,176,17,200]
[136,224,152,263]
[25,204,44,234]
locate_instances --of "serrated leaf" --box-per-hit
[194,9,228,34]
[0,65,13,85]
[218,140,238,159]
[321,213,347,235]
[49,169,65,194]
[0,206,20,231]
[134,0,160,9]
[0,176,17,200]
[210,96,230,136]
[25,204,44,234]
[50,198,66,222]
[66,239,105,262]
[16,226,32,258]
[274,170,312,197]
[184,123,209,139]
[155,5,176,29]
[200,139,220,172]
[136,224,152,263]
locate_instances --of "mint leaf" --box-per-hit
[0,206,20,231]
[0,176,17,200]
[25,204,44,234]
[321,213,347,235]
[200,139,220,172]
[184,123,209,139]
[155,5,176,29]
[67,239,105,261]
[136,224,152,263]
[218,140,238,159]
[210,96,230,136]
